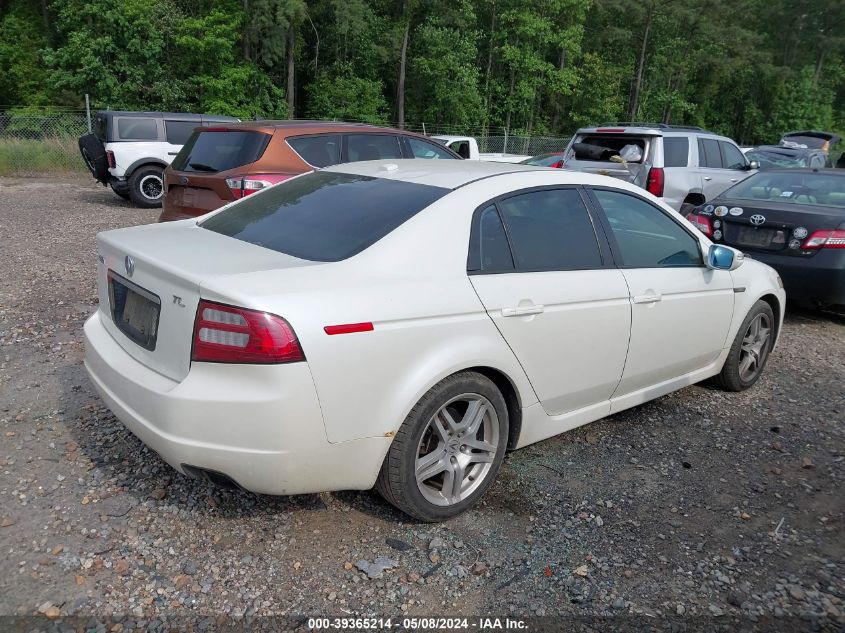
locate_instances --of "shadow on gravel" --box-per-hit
[784,302,845,326]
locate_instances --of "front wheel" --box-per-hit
[375,372,509,522]
[128,166,164,208]
[714,300,775,391]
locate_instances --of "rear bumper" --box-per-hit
[748,250,845,306]
[83,310,390,495]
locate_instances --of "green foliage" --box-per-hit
[0,0,842,147]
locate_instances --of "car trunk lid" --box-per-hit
[96,223,314,382]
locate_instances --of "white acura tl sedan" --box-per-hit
[84,160,785,521]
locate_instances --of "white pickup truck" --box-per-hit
[432,135,531,163]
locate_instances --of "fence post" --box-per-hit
[503,129,508,155]
[85,94,91,133]
[422,122,426,136]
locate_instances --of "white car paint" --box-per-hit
[432,135,531,163]
[84,160,785,498]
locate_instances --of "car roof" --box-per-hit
[576,123,715,136]
[212,120,415,135]
[323,158,559,189]
[95,110,238,121]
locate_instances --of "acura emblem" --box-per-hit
[124,255,135,277]
[750,214,766,226]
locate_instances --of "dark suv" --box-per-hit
[159,121,460,222]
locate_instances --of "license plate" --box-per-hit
[734,225,785,249]
[108,272,161,350]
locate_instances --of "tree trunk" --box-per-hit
[287,28,296,118]
[242,0,250,61]
[813,48,825,84]
[629,6,652,121]
[482,0,496,134]
[40,0,50,41]
[551,47,566,130]
[397,16,409,128]
[504,63,516,133]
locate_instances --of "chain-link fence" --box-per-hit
[0,107,572,176]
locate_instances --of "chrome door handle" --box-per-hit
[730,178,738,182]
[703,176,712,181]
[633,293,662,304]
[502,305,545,317]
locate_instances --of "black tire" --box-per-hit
[78,133,109,183]
[714,300,775,392]
[375,371,509,522]
[110,182,130,200]
[128,165,165,208]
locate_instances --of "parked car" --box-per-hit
[686,168,844,308]
[160,121,460,222]
[779,130,841,153]
[744,145,832,169]
[78,111,239,208]
[84,160,784,521]
[561,123,756,213]
[520,152,566,167]
[431,135,531,163]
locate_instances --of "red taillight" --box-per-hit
[106,150,116,169]
[550,160,564,169]
[191,300,304,364]
[801,229,845,250]
[225,174,293,199]
[686,212,713,237]
[596,128,625,133]
[646,167,664,197]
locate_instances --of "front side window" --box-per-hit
[406,137,456,160]
[593,189,703,268]
[346,134,402,162]
[288,135,341,167]
[201,171,448,262]
[720,141,747,170]
[496,189,603,271]
[117,117,158,141]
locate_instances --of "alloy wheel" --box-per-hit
[738,312,772,382]
[139,174,163,201]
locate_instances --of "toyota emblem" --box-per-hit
[124,255,135,277]
[750,214,766,226]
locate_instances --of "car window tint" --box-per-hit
[346,134,402,162]
[165,121,199,145]
[497,189,603,271]
[450,140,471,158]
[469,205,514,272]
[171,130,271,173]
[594,189,702,268]
[117,118,158,141]
[201,171,448,262]
[663,137,688,167]
[720,141,746,169]
[288,135,342,167]
[698,138,723,168]
[407,137,456,159]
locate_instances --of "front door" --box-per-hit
[588,188,734,396]
[468,188,631,416]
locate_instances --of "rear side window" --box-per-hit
[200,171,448,262]
[117,118,158,141]
[346,134,403,161]
[593,189,702,268]
[288,135,341,167]
[720,141,747,169]
[698,138,723,168]
[171,130,271,173]
[497,189,603,271]
[663,137,689,167]
[468,205,514,272]
[92,115,107,141]
[165,120,200,145]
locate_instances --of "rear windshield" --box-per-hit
[171,130,271,173]
[200,171,449,261]
[571,135,648,163]
[745,149,808,169]
[725,171,845,209]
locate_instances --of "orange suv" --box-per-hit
[159,121,460,222]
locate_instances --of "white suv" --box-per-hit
[78,111,238,208]
[562,123,758,213]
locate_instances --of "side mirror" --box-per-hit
[706,244,744,271]
[747,160,759,170]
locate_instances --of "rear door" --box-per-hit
[468,187,631,416]
[588,187,734,396]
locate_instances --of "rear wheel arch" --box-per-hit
[124,158,168,178]
[466,366,522,450]
[683,192,706,206]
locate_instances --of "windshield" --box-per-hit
[724,171,845,209]
[200,171,449,261]
[745,149,808,169]
[171,130,271,173]
[521,153,563,166]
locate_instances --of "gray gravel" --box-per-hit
[0,177,843,628]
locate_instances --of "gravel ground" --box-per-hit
[1,177,843,630]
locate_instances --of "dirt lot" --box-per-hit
[0,177,843,630]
